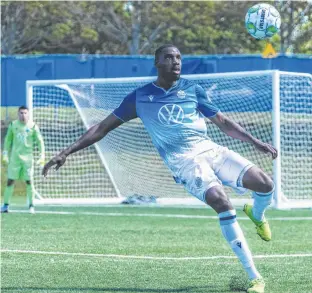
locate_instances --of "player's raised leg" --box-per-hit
[1,179,15,213]
[242,166,274,241]
[205,186,265,293]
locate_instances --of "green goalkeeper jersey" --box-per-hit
[3,120,44,162]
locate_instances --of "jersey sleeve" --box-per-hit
[3,122,13,153]
[34,124,45,159]
[196,84,220,118]
[113,90,137,122]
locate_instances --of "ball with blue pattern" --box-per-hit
[245,3,281,40]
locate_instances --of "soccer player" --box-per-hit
[43,45,277,293]
[1,106,45,214]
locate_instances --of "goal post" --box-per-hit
[272,71,312,209]
[26,70,312,208]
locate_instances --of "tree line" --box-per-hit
[1,1,311,55]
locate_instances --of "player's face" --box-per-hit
[18,109,29,124]
[156,47,182,82]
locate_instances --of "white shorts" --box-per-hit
[176,147,254,202]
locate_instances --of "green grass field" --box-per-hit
[1,104,312,293]
[1,203,312,293]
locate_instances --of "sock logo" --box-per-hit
[236,241,242,248]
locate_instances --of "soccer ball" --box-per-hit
[245,3,281,39]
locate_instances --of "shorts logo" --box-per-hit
[148,95,154,102]
[177,90,186,98]
[236,241,242,249]
[195,177,203,188]
[158,104,184,126]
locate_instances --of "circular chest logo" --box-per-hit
[158,104,184,126]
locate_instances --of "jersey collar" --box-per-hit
[152,79,181,94]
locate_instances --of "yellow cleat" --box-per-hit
[247,277,265,293]
[243,204,271,241]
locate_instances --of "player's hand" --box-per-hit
[253,140,278,160]
[2,151,9,165]
[42,153,67,177]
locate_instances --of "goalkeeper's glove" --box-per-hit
[2,151,9,165]
[36,156,45,167]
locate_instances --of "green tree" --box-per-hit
[1,1,311,55]
[276,0,312,54]
[1,1,101,54]
[1,1,51,54]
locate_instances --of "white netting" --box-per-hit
[30,71,312,203]
[32,86,116,199]
[280,73,312,200]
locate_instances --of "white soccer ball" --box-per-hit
[245,3,281,40]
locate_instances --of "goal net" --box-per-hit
[27,70,312,208]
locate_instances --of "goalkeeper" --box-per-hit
[1,106,45,214]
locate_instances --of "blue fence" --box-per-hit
[1,54,311,107]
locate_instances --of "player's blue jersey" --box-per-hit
[113,78,220,174]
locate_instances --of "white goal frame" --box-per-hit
[27,70,312,209]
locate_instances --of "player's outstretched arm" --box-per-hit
[209,112,278,159]
[42,113,123,177]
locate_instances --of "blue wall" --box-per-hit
[1,54,311,106]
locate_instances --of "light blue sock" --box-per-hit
[252,185,274,221]
[219,210,261,280]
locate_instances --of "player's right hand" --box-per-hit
[42,153,67,177]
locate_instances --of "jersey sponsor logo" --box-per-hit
[158,104,184,126]
[177,90,186,98]
[148,95,154,102]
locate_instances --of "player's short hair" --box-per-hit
[18,105,29,111]
[154,44,179,62]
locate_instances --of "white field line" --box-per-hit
[1,249,312,260]
[8,209,312,221]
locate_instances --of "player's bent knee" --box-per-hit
[258,173,274,194]
[243,167,274,194]
[204,186,233,213]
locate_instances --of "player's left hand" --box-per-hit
[253,140,278,159]
[42,153,67,177]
